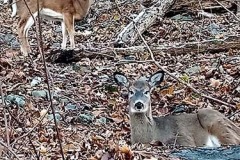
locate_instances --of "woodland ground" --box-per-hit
[0,0,240,159]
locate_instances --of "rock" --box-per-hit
[52,43,61,48]
[65,104,77,111]
[78,113,94,124]
[185,66,201,75]
[32,90,48,99]
[55,26,62,33]
[99,75,109,82]
[48,113,61,122]
[30,77,42,87]
[60,98,69,104]
[208,23,221,36]
[97,117,107,124]
[5,94,26,107]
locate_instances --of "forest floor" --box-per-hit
[0,0,240,159]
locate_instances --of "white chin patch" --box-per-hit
[130,106,148,113]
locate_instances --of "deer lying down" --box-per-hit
[114,71,240,147]
[11,0,93,55]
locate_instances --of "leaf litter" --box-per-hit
[0,0,239,159]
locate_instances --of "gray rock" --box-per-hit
[185,66,201,75]
[97,117,107,124]
[52,43,61,48]
[30,77,42,87]
[5,94,25,107]
[60,98,69,104]
[48,113,61,122]
[78,113,94,124]
[208,23,221,36]
[65,104,77,111]
[32,90,48,99]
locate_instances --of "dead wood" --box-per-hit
[115,0,239,46]
[115,0,176,46]
[51,36,240,63]
[113,36,240,56]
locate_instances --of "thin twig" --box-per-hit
[36,0,65,159]
[0,140,19,160]
[116,60,154,65]
[214,0,240,21]
[0,81,10,147]
[133,23,236,109]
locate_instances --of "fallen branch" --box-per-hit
[133,23,236,109]
[213,0,240,21]
[50,35,240,63]
[115,0,176,45]
[115,35,240,55]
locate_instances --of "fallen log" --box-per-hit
[115,0,176,46]
[113,36,240,56]
[49,36,240,63]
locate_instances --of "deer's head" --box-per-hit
[114,71,164,115]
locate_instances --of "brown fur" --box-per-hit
[114,71,240,147]
[130,109,240,146]
[15,0,93,55]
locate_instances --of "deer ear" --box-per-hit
[148,71,164,87]
[113,72,129,87]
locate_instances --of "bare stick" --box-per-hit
[0,81,10,147]
[36,0,65,159]
[214,0,240,21]
[19,0,65,158]
[0,140,19,160]
[133,23,236,108]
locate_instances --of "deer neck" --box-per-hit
[129,107,154,143]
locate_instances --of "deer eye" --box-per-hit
[144,91,150,95]
[129,90,134,95]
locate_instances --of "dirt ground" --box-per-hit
[0,0,240,159]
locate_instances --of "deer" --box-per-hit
[113,71,240,147]
[9,0,93,55]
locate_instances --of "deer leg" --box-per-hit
[64,14,75,49]
[11,0,17,17]
[18,13,36,56]
[61,21,67,49]
[18,19,29,56]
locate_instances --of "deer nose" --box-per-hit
[135,102,144,110]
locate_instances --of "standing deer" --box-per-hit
[113,71,240,147]
[10,0,93,55]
